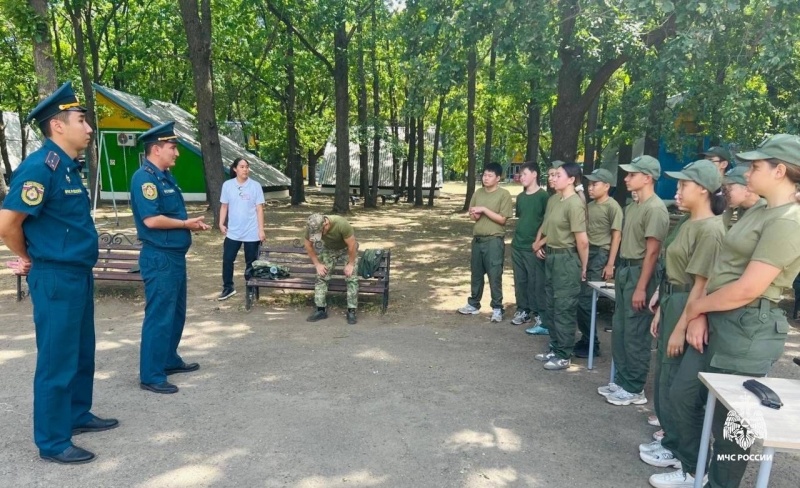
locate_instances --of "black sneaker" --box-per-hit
[346,309,357,325]
[218,288,237,301]
[307,308,328,322]
[574,343,600,358]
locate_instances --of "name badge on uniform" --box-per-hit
[64,188,83,195]
[163,188,176,195]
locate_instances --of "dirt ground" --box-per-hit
[1,182,798,487]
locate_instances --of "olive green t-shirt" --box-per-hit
[620,193,670,259]
[541,193,586,248]
[512,188,549,251]
[707,200,800,301]
[303,215,353,251]
[587,198,623,250]
[470,186,513,237]
[665,216,725,286]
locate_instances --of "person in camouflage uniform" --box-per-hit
[303,213,359,324]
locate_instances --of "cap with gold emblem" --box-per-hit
[138,121,179,146]
[26,81,86,125]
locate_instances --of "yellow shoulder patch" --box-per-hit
[21,181,44,206]
[142,182,158,200]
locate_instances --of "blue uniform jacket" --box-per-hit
[130,160,191,252]
[2,139,98,269]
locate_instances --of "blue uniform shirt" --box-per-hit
[2,139,98,269]
[130,160,191,252]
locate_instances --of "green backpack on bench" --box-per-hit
[358,249,384,279]
[247,260,290,280]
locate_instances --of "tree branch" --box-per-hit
[264,0,334,74]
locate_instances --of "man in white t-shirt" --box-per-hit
[218,157,265,300]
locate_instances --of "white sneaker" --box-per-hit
[649,469,701,488]
[639,439,662,453]
[543,357,570,370]
[607,388,648,405]
[531,314,543,327]
[640,446,681,468]
[653,429,665,441]
[490,308,503,323]
[597,382,621,397]
[534,351,555,362]
[458,304,480,315]
[510,310,531,325]
[648,415,661,427]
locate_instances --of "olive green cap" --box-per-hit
[736,134,800,167]
[665,159,722,193]
[701,146,733,163]
[585,168,615,185]
[549,160,565,169]
[722,165,748,186]
[619,155,661,180]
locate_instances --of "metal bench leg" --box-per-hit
[17,275,22,302]
[382,289,389,314]
[245,286,253,311]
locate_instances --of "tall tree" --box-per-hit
[28,0,57,97]
[178,0,225,224]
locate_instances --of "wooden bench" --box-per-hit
[245,243,391,313]
[12,233,143,301]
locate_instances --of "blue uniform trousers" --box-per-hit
[139,246,187,384]
[28,266,95,456]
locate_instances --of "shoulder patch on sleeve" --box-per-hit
[44,151,60,170]
[21,181,45,206]
[142,182,158,200]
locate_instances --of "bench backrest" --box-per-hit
[95,233,142,272]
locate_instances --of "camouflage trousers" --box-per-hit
[315,248,359,309]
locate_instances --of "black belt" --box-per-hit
[663,282,692,294]
[745,298,779,309]
[546,246,575,255]
[474,235,502,242]
[619,258,644,267]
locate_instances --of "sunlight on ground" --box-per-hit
[353,347,399,362]
[293,470,389,488]
[96,340,124,351]
[445,426,522,453]
[148,431,187,445]
[463,466,519,487]
[0,349,28,365]
[136,465,222,488]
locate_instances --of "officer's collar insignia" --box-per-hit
[45,151,60,171]
[21,181,45,206]
[143,165,155,174]
[142,182,158,200]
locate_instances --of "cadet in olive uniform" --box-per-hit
[721,165,762,228]
[533,162,588,370]
[599,156,669,405]
[458,163,513,322]
[575,168,622,358]
[525,160,565,335]
[510,162,549,326]
[683,135,800,487]
[131,122,210,395]
[304,213,359,324]
[641,161,725,487]
[0,82,118,464]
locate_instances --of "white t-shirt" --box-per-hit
[220,178,265,242]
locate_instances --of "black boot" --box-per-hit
[346,308,357,325]
[307,307,328,322]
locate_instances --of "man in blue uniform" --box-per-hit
[130,121,210,394]
[0,82,118,464]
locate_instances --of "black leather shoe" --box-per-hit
[72,416,119,435]
[40,445,96,465]
[165,362,200,375]
[574,343,600,359]
[346,309,357,325]
[140,381,178,394]
[307,309,328,322]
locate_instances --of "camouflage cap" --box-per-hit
[550,160,565,169]
[307,213,326,242]
[722,165,748,186]
[701,146,733,163]
[619,155,661,180]
[665,159,722,193]
[585,168,615,185]
[736,134,800,167]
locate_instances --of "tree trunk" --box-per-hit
[414,114,424,206]
[644,70,667,158]
[525,78,541,165]
[308,147,323,187]
[483,38,496,169]
[388,53,400,193]
[285,23,304,205]
[332,19,351,213]
[64,0,99,204]
[463,45,477,211]
[615,141,632,207]
[0,119,10,204]
[428,93,445,206]
[178,0,225,225]
[29,0,57,98]
[357,23,369,200]
[368,4,381,208]
[584,96,599,175]
[406,116,416,202]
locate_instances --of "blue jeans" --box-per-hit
[222,237,259,290]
